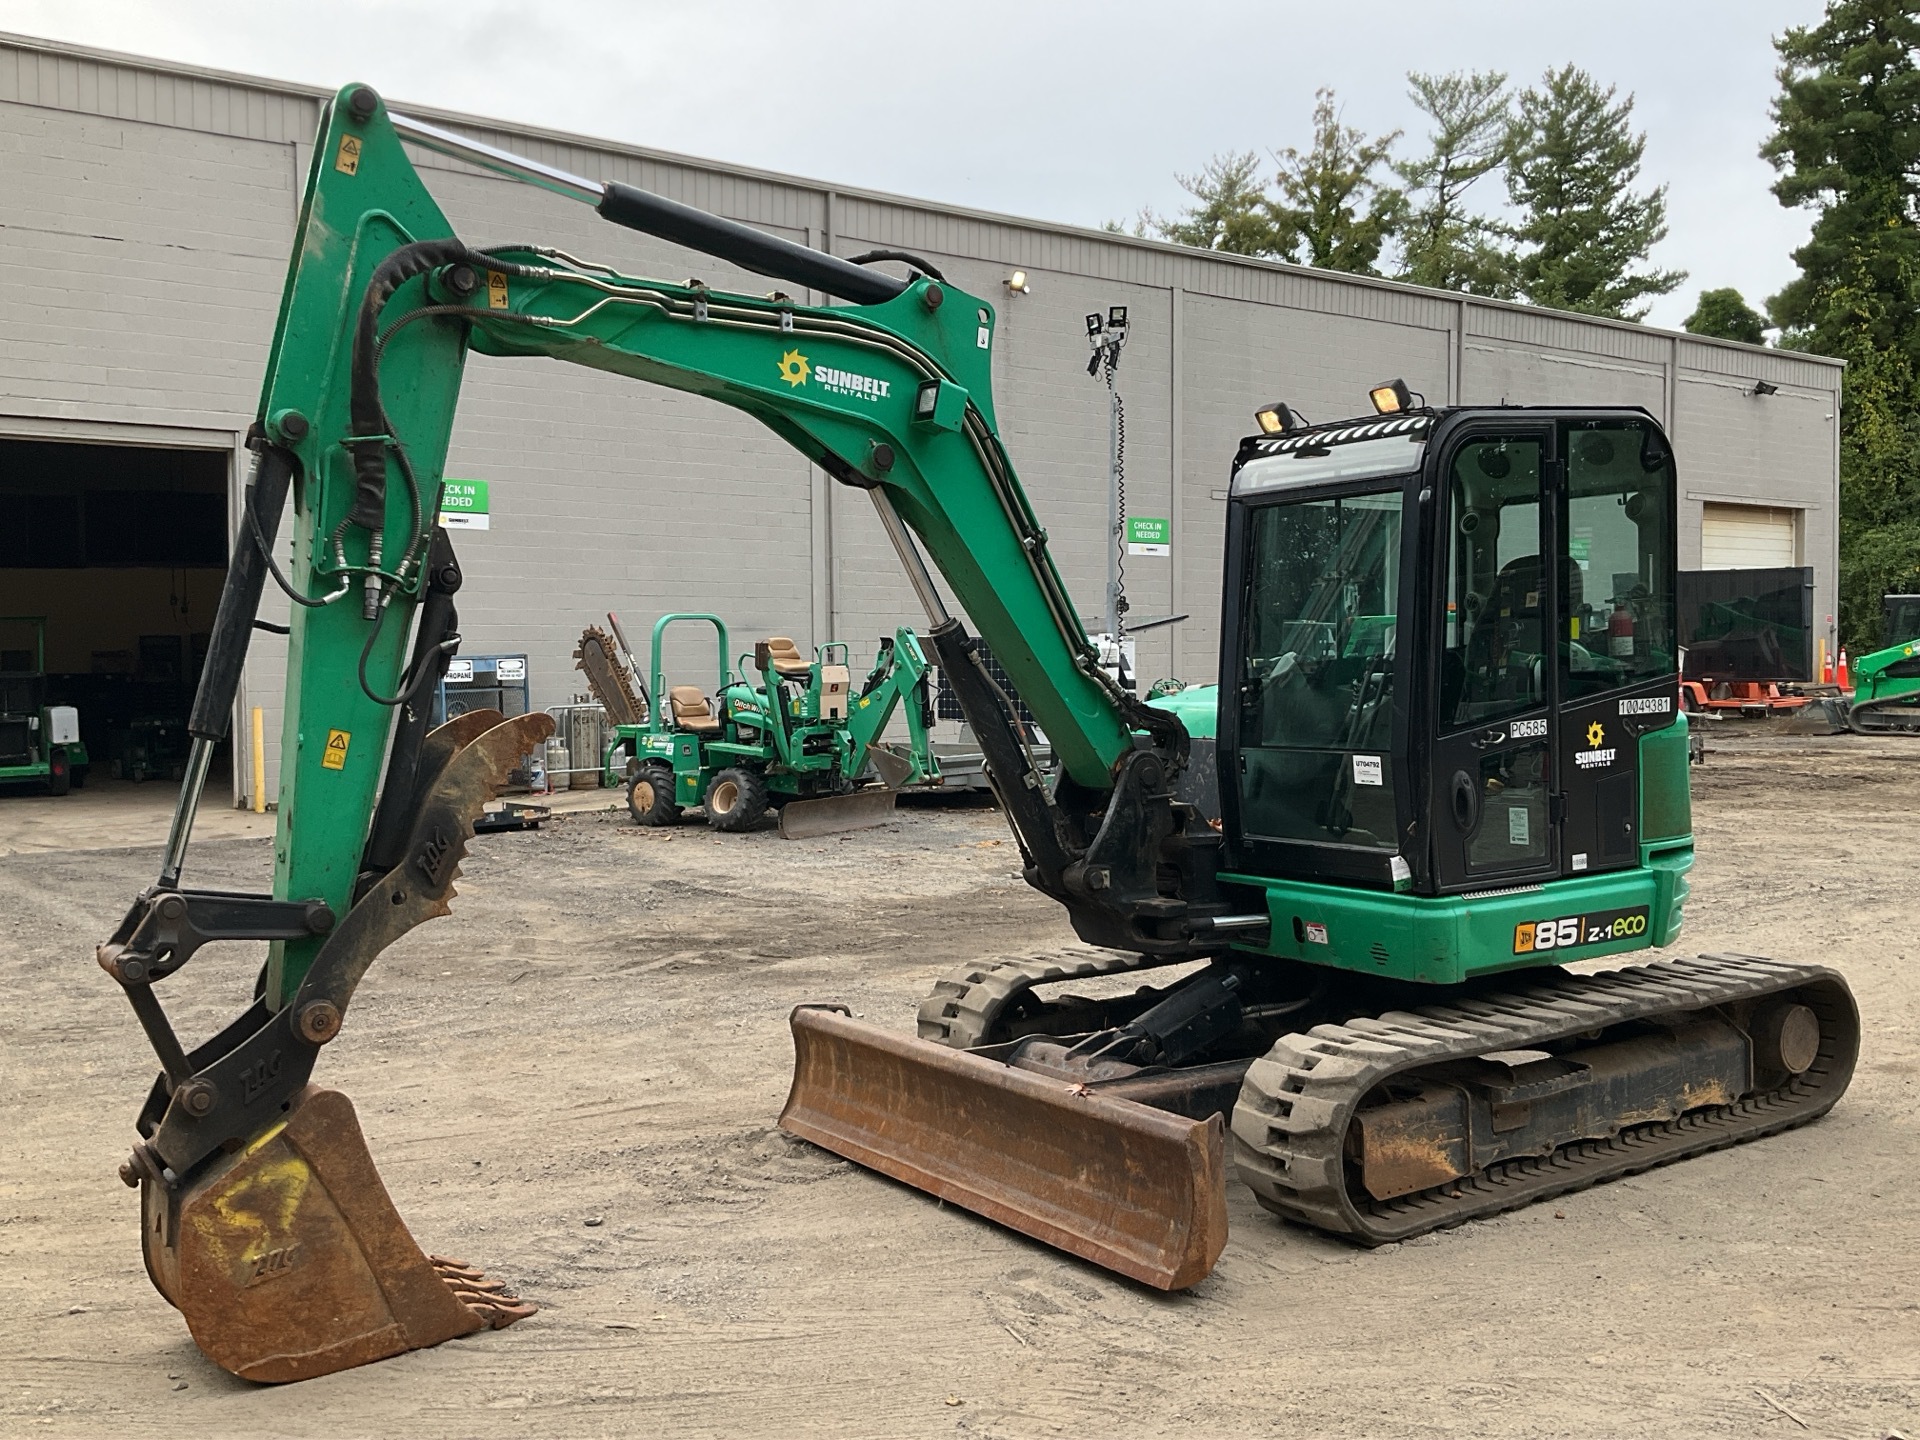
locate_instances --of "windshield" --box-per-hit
[1887,596,1920,648]
[1236,487,1404,851]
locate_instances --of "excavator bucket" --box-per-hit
[124,712,554,1384]
[777,788,898,839]
[140,1090,533,1390]
[779,1006,1227,1290]
[141,1085,532,1383]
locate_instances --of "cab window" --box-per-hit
[1237,488,1402,850]
[1441,436,1546,729]
[1561,421,1676,700]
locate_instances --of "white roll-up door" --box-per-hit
[1701,503,1798,568]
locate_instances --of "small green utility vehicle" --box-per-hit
[0,616,89,794]
[585,612,939,836]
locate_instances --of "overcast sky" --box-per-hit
[1,0,1828,330]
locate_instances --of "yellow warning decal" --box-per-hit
[335,134,363,176]
[321,729,351,771]
[487,270,509,309]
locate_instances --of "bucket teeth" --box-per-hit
[432,1256,537,1328]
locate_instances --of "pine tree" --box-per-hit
[1505,66,1684,318]
[1268,90,1404,276]
[1395,70,1517,296]
[1763,0,1920,649]
[1763,0,1920,361]
[1146,151,1278,256]
[1683,288,1770,345]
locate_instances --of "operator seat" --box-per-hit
[762,636,812,679]
[1457,555,1546,711]
[668,685,722,735]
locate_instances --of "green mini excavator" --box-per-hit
[95,87,1860,1384]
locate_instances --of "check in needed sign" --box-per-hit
[440,479,490,531]
[1126,516,1170,556]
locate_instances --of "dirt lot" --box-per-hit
[3,729,1916,1439]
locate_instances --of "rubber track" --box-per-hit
[1230,952,1859,1245]
[1847,700,1920,735]
[916,947,1170,1048]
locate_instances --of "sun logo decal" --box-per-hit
[1586,721,1606,748]
[777,348,810,387]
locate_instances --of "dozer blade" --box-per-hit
[778,787,898,840]
[142,1085,532,1384]
[779,1005,1227,1290]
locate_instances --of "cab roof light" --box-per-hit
[1255,401,1305,435]
[1369,378,1417,415]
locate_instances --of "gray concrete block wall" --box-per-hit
[0,102,291,428]
[1461,342,1667,412]
[1177,295,1452,678]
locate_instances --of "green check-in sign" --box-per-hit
[1126,516,1170,556]
[441,479,490,530]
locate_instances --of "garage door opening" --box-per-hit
[0,438,229,795]
[1701,502,1800,570]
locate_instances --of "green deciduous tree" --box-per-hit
[1763,0,1920,650]
[1505,66,1684,318]
[1269,89,1404,275]
[1395,70,1517,295]
[1683,287,1770,344]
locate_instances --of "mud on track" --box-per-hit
[2,732,1916,1438]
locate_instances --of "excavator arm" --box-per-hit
[96,85,1232,1382]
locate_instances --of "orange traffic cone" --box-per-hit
[1822,646,1835,684]
[1838,647,1851,691]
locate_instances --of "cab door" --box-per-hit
[1429,426,1561,893]
[1554,418,1679,878]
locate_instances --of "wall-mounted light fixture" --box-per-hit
[1751,380,1779,397]
[1005,270,1031,295]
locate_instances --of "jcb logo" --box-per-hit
[415,826,455,888]
[240,1051,282,1104]
[247,1245,301,1285]
[1515,917,1580,953]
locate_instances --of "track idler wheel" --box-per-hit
[140,1085,531,1383]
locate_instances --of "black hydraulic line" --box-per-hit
[595,181,908,306]
[188,443,295,742]
[846,248,948,283]
[360,529,463,880]
[348,238,476,531]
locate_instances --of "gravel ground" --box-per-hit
[1,728,1915,1439]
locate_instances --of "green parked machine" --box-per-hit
[0,616,89,794]
[94,89,1860,1384]
[1845,593,1920,734]
[576,610,939,836]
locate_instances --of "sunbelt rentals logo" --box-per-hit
[775,346,890,402]
[1575,719,1617,770]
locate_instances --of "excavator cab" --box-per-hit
[1222,408,1683,910]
